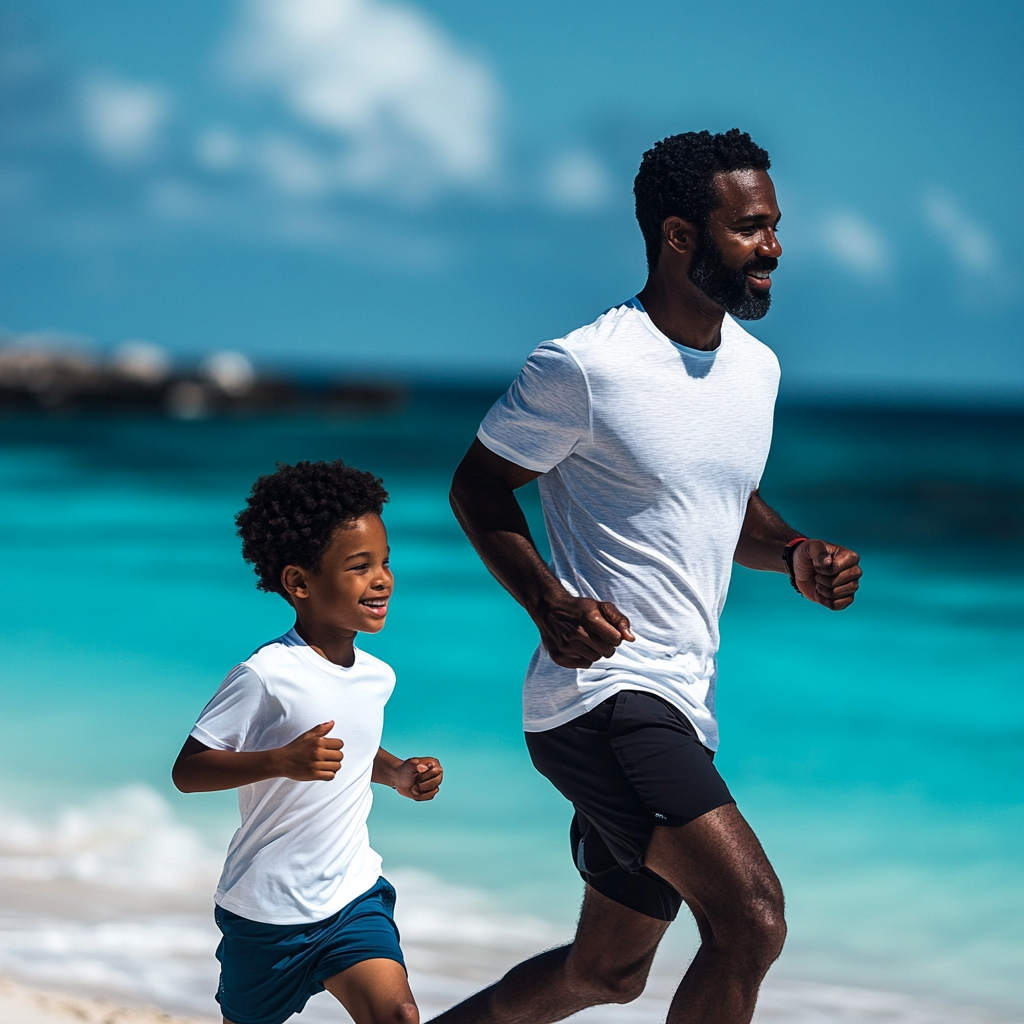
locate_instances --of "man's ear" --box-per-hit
[280,564,311,601]
[661,216,699,260]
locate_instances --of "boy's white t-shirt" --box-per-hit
[190,629,395,925]
[477,299,780,750]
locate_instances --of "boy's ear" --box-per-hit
[280,564,311,601]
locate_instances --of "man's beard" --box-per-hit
[689,230,777,321]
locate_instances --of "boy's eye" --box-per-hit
[348,563,370,572]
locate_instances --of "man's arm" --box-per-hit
[450,439,634,669]
[372,747,444,801]
[171,721,343,792]
[735,490,862,611]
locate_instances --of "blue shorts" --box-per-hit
[214,877,405,1024]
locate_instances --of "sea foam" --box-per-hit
[0,788,1016,1024]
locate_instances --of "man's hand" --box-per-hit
[792,540,862,611]
[535,591,635,669]
[275,721,344,781]
[393,757,444,801]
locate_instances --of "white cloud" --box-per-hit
[196,127,244,171]
[818,211,889,276]
[922,188,996,273]
[544,150,611,210]
[256,133,332,195]
[81,76,170,163]
[224,0,499,196]
[147,178,208,220]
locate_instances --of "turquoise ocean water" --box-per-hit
[0,396,1021,1020]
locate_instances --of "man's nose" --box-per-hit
[760,229,782,258]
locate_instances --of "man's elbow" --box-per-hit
[171,761,196,793]
[449,460,474,525]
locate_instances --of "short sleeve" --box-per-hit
[477,342,591,473]
[191,665,265,752]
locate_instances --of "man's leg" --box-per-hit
[324,959,418,1024]
[429,885,668,1024]
[645,803,786,1024]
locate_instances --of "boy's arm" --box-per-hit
[172,721,343,793]
[372,747,443,801]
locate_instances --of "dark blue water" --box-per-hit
[0,396,1021,1012]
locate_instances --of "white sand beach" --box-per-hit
[0,980,212,1024]
[2,970,1020,1024]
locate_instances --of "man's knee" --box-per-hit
[568,959,649,1005]
[724,880,787,965]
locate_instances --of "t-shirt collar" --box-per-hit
[283,627,359,674]
[626,295,724,359]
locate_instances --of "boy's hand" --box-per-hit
[394,757,443,801]
[276,721,344,782]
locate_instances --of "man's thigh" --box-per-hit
[644,804,783,924]
[527,691,734,882]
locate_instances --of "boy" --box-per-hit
[173,459,442,1024]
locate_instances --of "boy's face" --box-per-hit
[282,513,393,634]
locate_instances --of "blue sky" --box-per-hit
[1,0,1021,398]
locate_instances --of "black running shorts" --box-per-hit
[525,690,735,921]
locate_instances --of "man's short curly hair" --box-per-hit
[634,129,771,270]
[235,459,389,596]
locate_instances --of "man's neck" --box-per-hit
[294,619,357,668]
[635,274,724,352]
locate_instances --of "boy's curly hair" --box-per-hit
[235,460,389,596]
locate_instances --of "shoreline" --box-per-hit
[2,972,1020,1024]
[0,979,215,1024]
[0,799,1020,1024]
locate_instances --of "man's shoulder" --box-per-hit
[722,315,780,359]
[539,300,646,369]
[722,316,781,376]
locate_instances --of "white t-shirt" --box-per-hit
[478,298,780,749]
[190,629,395,924]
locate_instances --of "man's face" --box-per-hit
[688,169,782,320]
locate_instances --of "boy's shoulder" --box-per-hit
[350,645,397,681]
[244,628,305,667]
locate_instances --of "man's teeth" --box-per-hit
[749,271,770,279]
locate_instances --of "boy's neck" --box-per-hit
[293,619,357,668]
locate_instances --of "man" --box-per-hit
[440,129,862,1024]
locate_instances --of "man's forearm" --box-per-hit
[734,491,803,572]
[172,744,283,793]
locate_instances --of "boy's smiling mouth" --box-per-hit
[360,596,390,618]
